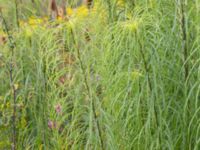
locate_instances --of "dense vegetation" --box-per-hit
[0,0,200,149]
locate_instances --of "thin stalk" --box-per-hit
[106,0,113,22]
[138,40,152,91]
[70,29,104,150]
[137,36,161,148]
[0,10,17,150]
[14,0,19,28]
[179,1,191,147]
[180,0,188,80]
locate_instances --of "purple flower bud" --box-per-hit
[48,120,57,129]
[48,120,54,129]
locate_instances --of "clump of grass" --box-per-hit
[0,0,200,149]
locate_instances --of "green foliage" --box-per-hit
[0,0,200,149]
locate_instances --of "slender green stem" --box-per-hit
[180,1,188,81]
[70,28,104,150]
[14,0,19,28]
[137,36,161,149]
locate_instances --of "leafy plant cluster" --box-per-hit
[0,0,200,149]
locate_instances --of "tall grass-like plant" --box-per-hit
[0,9,17,150]
[0,0,200,149]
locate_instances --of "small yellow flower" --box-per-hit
[75,5,89,18]
[28,17,43,26]
[66,7,73,16]
[57,16,63,22]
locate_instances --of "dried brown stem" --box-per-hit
[50,0,59,19]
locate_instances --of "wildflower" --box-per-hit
[48,120,56,129]
[75,5,89,18]
[55,104,62,114]
[66,7,73,17]
[28,17,43,27]
[56,15,64,23]
[48,120,53,129]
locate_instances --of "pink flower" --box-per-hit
[48,120,57,129]
[48,120,54,129]
[55,104,62,114]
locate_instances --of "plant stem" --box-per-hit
[14,0,19,28]
[0,10,17,150]
[180,1,188,80]
[70,29,105,150]
[137,36,161,148]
